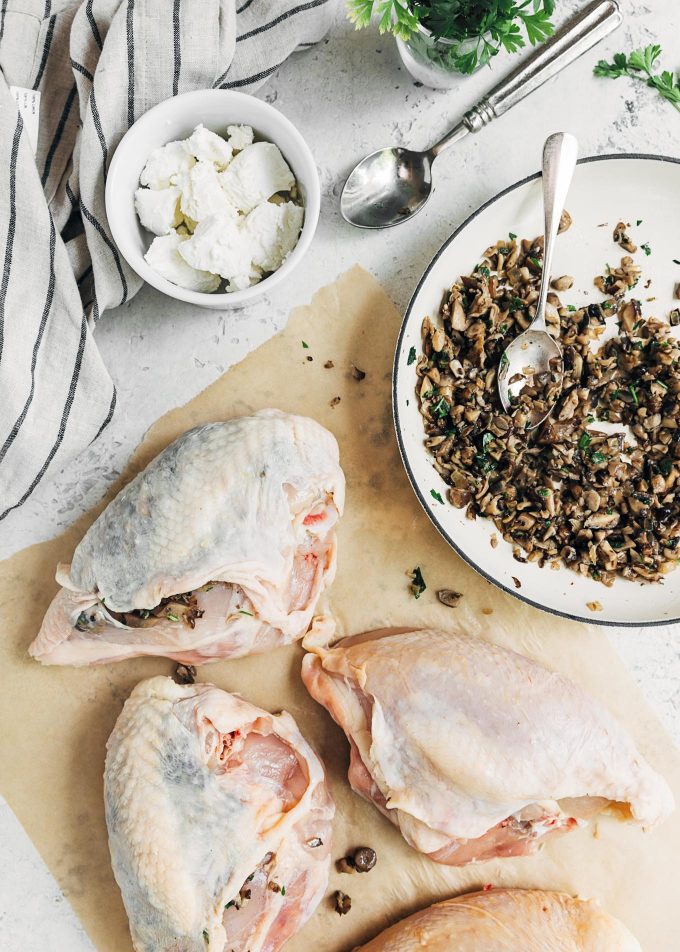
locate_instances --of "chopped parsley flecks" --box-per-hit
[431,396,450,419]
[409,566,426,599]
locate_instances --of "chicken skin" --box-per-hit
[30,410,344,665]
[302,627,673,866]
[354,889,642,951]
[105,676,334,952]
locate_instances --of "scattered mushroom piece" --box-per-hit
[437,589,463,608]
[551,275,574,291]
[352,847,377,872]
[613,221,637,253]
[173,663,196,685]
[334,891,352,916]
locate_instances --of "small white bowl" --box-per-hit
[105,89,320,309]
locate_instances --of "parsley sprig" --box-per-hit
[594,44,680,113]
[347,0,555,74]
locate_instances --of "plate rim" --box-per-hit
[393,152,680,629]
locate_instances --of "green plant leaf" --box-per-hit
[346,0,555,70]
[594,44,680,113]
[347,0,375,28]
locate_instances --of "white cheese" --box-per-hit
[140,140,195,189]
[227,124,254,152]
[137,126,303,295]
[145,232,220,293]
[228,268,263,293]
[243,201,304,273]
[134,186,182,236]
[176,161,238,224]
[178,214,253,281]
[219,142,295,214]
[183,124,233,168]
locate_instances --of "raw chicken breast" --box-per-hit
[105,676,334,952]
[354,889,642,951]
[30,410,344,666]
[302,626,673,866]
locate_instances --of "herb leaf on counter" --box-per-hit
[594,44,680,113]
[408,565,427,599]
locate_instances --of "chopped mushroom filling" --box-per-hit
[416,226,680,585]
[82,585,215,630]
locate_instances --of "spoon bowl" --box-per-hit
[498,329,564,427]
[340,147,433,229]
[339,1,621,230]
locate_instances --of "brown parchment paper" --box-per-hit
[1,267,680,952]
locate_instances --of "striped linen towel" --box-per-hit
[0,0,334,522]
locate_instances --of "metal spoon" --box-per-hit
[497,131,578,428]
[340,0,621,229]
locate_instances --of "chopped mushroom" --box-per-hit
[334,891,352,916]
[352,847,377,872]
[558,209,572,233]
[414,222,680,585]
[173,663,197,685]
[437,589,463,607]
[613,221,637,253]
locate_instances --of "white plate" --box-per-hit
[394,155,680,627]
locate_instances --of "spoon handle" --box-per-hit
[532,133,578,334]
[464,0,622,132]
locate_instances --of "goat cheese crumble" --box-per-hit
[136,125,303,294]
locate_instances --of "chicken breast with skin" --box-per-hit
[302,626,673,866]
[105,676,334,952]
[355,889,642,951]
[30,410,344,665]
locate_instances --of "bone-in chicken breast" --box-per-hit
[354,889,642,951]
[105,676,334,952]
[302,627,673,866]
[30,410,344,665]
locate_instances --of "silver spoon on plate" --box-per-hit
[340,0,620,230]
[497,131,578,428]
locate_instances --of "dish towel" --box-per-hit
[0,0,334,522]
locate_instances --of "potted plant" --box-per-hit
[348,0,556,89]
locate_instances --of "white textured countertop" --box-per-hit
[2,1,680,948]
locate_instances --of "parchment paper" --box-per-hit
[1,267,679,952]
